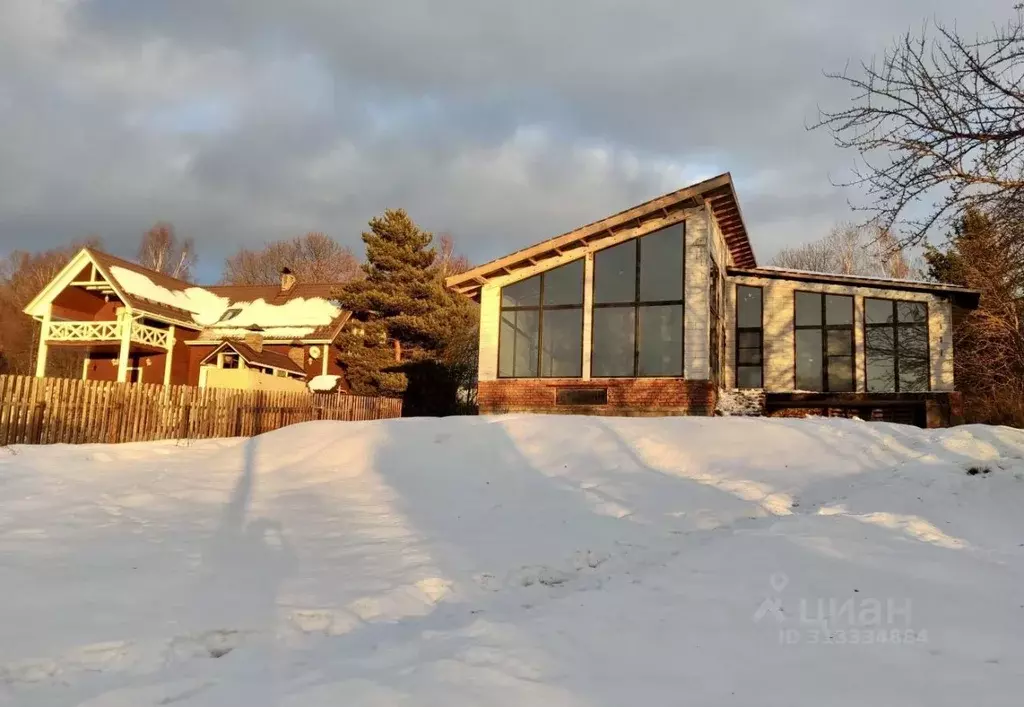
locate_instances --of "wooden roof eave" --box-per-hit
[727,266,981,308]
[445,173,742,295]
[22,248,133,318]
[448,201,701,300]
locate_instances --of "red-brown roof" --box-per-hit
[86,248,200,325]
[206,282,341,304]
[85,247,352,340]
[201,340,307,375]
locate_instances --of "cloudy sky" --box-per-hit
[0,0,1013,281]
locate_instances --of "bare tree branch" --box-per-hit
[221,232,362,285]
[815,13,1024,247]
[137,223,197,281]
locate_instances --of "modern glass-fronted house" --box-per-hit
[446,174,979,426]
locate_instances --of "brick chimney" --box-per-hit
[243,331,264,353]
[280,266,296,292]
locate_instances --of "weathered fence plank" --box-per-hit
[0,374,402,446]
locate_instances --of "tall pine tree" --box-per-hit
[334,209,477,412]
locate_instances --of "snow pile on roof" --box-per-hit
[206,297,341,331]
[308,374,343,392]
[110,265,342,334]
[3,416,1024,704]
[110,265,230,325]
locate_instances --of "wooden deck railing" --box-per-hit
[45,319,172,349]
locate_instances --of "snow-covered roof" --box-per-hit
[99,257,350,340]
[109,266,231,326]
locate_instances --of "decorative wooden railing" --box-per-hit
[47,320,120,342]
[46,319,171,349]
[129,321,171,348]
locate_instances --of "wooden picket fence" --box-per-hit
[0,374,403,446]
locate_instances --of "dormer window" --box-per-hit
[217,308,243,324]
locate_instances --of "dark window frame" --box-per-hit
[497,261,585,379]
[863,298,931,393]
[590,223,686,378]
[793,290,855,392]
[735,284,764,389]
[709,258,722,383]
[555,387,609,405]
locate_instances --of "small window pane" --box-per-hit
[502,275,540,308]
[592,307,635,376]
[865,324,895,358]
[795,329,823,390]
[738,331,761,349]
[826,329,853,356]
[825,295,853,326]
[897,301,927,324]
[828,357,854,392]
[738,347,762,365]
[499,311,516,377]
[865,298,894,324]
[898,324,930,391]
[638,304,683,376]
[543,259,584,306]
[513,310,539,377]
[594,241,637,304]
[737,286,762,328]
[795,292,822,326]
[639,224,684,302]
[867,354,893,392]
[540,308,583,377]
[738,366,763,389]
[866,327,895,392]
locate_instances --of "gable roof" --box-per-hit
[199,340,307,375]
[86,248,206,325]
[24,247,354,342]
[445,173,755,300]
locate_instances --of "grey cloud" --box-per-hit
[0,0,1016,276]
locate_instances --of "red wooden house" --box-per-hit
[22,248,352,392]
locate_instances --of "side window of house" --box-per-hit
[736,285,763,388]
[865,299,929,392]
[709,259,721,383]
[591,223,685,377]
[498,259,584,378]
[794,292,854,392]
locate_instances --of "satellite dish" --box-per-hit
[309,347,320,359]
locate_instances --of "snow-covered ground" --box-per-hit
[2,416,1024,706]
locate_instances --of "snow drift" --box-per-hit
[2,416,1024,706]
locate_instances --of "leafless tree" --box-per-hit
[434,233,472,278]
[816,13,1024,247]
[221,232,362,285]
[0,239,101,377]
[772,223,918,278]
[137,223,196,281]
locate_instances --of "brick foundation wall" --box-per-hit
[478,378,716,416]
